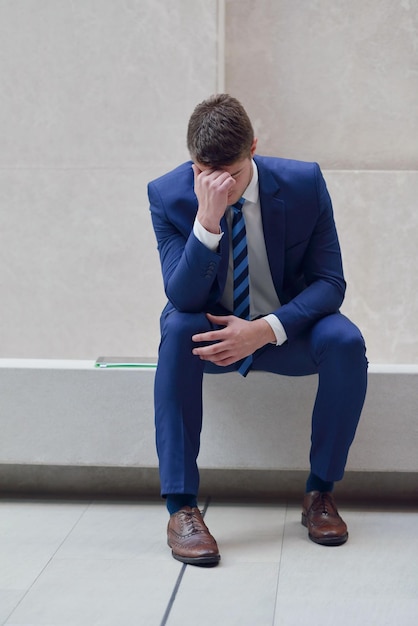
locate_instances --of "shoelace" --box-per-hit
[179,509,206,534]
[314,493,336,517]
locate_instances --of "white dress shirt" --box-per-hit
[193,160,287,346]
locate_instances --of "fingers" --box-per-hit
[191,314,231,344]
[191,315,229,361]
[193,165,236,195]
[191,328,224,345]
[192,314,248,366]
[192,341,235,366]
[193,165,236,231]
[191,163,201,182]
[205,313,231,325]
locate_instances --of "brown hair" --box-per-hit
[187,94,254,166]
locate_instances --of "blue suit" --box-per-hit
[148,156,367,497]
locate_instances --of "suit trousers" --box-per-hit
[154,310,368,497]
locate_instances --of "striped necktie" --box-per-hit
[231,198,253,376]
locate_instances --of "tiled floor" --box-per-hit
[1,497,417,626]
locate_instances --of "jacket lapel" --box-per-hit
[255,157,286,302]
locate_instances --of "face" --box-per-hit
[195,138,257,206]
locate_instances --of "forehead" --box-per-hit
[195,157,249,176]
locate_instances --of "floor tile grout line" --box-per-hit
[271,501,289,626]
[159,563,187,626]
[1,499,93,626]
[159,496,212,626]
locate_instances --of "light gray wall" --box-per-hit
[0,0,218,359]
[226,0,418,363]
[1,1,417,363]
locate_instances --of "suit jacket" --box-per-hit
[148,155,346,342]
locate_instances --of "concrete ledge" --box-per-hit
[0,465,417,505]
[0,359,417,501]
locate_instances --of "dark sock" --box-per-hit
[306,472,334,493]
[166,494,198,515]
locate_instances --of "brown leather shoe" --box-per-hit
[167,506,220,566]
[302,491,348,546]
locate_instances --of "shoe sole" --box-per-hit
[301,513,348,546]
[171,550,221,566]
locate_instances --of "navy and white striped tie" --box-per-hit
[232,198,253,376]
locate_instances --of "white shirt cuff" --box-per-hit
[193,218,223,251]
[262,314,288,346]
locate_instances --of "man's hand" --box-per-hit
[192,313,276,367]
[192,165,236,234]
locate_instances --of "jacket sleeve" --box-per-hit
[274,164,346,341]
[148,180,222,312]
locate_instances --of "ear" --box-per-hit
[250,138,258,157]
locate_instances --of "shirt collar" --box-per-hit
[242,159,259,204]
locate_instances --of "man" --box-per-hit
[148,94,367,566]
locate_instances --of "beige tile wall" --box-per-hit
[0,0,416,363]
[225,0,417,170]
[0,0,218,359]
[226,0,418,363]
